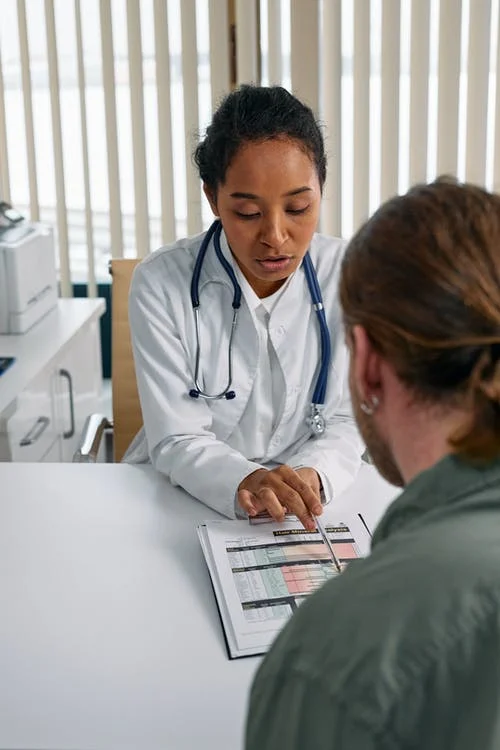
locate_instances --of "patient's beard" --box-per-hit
[352,390,405,488]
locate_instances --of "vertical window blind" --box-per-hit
[0,0,498,296]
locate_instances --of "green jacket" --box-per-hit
[246,455,500,749]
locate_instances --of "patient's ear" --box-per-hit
[203,184,219,217]
[351,325,383,404]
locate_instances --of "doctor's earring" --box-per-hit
[359,395,380,416]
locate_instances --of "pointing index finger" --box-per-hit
[281,467,322,515]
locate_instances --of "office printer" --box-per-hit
[0,221,58,334]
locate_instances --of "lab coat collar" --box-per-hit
[217,232,262,313]
[198,227,264,312]
[198,224,309,326]
[197,225,234,291]
[216,227,300,315]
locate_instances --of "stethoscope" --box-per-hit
[188,220,331,436]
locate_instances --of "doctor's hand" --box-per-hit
[294,467,322,499]
[237,465,323,531]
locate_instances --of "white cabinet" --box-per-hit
[55,318,103,461]
[1,366,59,461]
[0,299,105,462]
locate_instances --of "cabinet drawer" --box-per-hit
[0,368,58,462]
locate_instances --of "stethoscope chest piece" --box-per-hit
[308,405,326,436]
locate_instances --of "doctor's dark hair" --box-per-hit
[193,85,327,193]
[340,177,500,462]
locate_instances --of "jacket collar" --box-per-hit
[372,454,500,548]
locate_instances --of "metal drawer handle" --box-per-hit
[19,416,50,446]
[59,368,75,439]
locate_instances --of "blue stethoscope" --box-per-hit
[188,220,331,436]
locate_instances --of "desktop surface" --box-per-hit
[0,462,397,749]
[0,463,260,750]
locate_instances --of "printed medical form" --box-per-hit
[198,511,370,658]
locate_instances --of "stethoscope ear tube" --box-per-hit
[189,388,235,399]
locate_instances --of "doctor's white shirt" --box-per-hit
[125,228,364,518]
[230,259,290,463]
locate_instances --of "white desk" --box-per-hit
[0,462,397,750]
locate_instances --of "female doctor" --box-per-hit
[125,85,364,529]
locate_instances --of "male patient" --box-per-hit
[246,178,500,749]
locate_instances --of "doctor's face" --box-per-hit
[204,137,322,298]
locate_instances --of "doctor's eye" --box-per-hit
[235,211,260,220]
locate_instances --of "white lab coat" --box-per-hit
[125,228,364,518]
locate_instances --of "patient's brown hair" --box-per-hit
[340,177,500,460]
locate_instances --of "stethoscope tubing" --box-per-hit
[301,253,331,407]
[191,306,238,400]
[189,221,331,422]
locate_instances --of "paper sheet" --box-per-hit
[198,509,370,658]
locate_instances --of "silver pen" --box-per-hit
[313,515,341,573]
